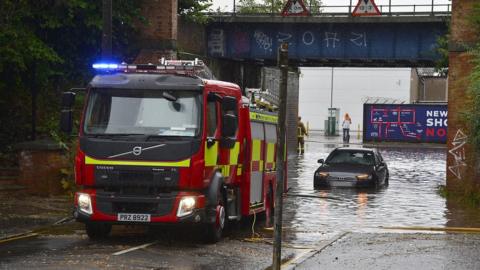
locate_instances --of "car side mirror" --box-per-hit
[317,159,324,164]
[221,114,237,138]
[222,96,237,111]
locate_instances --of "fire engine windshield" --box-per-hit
[83,89,201,137]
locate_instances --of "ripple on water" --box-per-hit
[283,136,448,245]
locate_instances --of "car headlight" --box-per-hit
[317,172,329,178]
[177,196,196,217]
[77,193,93,215]
[356,174,371,180]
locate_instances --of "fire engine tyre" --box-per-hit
[205,173,226,243]
[85,223,111,240]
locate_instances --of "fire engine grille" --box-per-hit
[94,166,179,190]
[95,191,176,215]
[112,202,158,214]
[119,171,154,183]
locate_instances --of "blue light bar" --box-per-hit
[92,63,119,70]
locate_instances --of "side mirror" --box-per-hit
[317,159,324,164]
[61,92,76,108]
[222,96,237,111]
[222,114,237,138]
[60,110,73,134]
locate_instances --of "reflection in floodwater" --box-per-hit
[282,133,467,246]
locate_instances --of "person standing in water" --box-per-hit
[342,113,352,143]
[297,116,308,154]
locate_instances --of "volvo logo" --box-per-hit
[132,146,142,156]
[108,144,166,159]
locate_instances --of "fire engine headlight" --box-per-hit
[77,193,93,215]
[177,196,196,217]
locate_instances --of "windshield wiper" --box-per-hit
[86,133,145,140]
[145,134,190,141]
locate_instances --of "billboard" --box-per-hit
[363,104,447,143]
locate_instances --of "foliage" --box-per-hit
[467,45,480,151]
[178,0,213,24]
[0,0,143,162]
[238,0,322,14]
[435,23,449,76]
[466,3,480,152]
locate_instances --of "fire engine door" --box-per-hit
[250,122,265,207]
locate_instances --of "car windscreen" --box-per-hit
[326,150,375,166]
[83,88,201,137]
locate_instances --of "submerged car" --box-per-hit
[314,147,389,188]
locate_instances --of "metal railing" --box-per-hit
[210,1,451,17]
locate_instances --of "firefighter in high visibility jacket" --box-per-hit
[297,116,308,154]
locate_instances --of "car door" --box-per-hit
[374,151,387,184]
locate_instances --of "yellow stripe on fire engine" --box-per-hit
[266,143,275,163]
[229,142,240,165]
[237,164,243,176]
[85,156,191,167]
[249,112,278,124]
[204,141,218,167]
[252,140,262,161]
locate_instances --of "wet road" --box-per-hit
[3,132,479,269]
[283,132,449,246]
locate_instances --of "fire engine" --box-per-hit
[60,59,280,242]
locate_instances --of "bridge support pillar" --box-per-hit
[207,59,262,93]
[447,0,479,191]
[135,0,178,63]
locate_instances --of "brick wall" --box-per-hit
[134,0,178,63]
[447,0,479,189]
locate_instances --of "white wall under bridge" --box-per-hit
[299,67,411,131]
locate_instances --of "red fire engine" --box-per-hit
[60,59,280,242]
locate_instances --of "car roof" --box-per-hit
[335,147,376,152]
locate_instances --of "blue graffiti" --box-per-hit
[207,22,446,62]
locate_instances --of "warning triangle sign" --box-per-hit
[352,0,381,16]
[281,0,310,17]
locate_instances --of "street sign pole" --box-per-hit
[272,42,288,270]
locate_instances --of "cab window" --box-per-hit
[206,101,217,137]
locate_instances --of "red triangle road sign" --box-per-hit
[281,0,310,17]
[352,0,381,16]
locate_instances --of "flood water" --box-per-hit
[282,132,449,245]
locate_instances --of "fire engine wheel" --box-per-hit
[85,223,111,240]
[205,190,226,243]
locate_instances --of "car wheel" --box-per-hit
[86,223,111,240]
[385,172,389,186]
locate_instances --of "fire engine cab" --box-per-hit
[60,59,280,242]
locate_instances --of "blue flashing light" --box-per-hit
[92,63,119,70]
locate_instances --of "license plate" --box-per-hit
[329,180,356,187]
[117,213,151,222]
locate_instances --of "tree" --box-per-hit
[467,2,480,151]
[237,0,322,14]
[0,0,142,157]
[178,0,212,24]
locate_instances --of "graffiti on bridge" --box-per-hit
[207,23,444,61]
